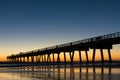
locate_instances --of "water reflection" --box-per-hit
[0,65,120,80]
[64,65,66,80]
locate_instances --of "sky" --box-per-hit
[0,0,120,61]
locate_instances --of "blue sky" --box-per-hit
[0,0,120,60]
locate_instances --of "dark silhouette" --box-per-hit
[6,32,120,66]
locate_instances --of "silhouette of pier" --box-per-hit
[7,32,120,65]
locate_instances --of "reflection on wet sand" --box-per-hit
[0,64,120,80]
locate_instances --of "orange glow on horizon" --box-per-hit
[0,45,120,62]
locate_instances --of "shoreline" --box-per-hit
[0,61,120,68]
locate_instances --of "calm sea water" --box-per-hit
[0,65,120,80]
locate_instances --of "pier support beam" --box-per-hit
[53,53,55,63]
[31,56,34,63]
[92,48,112,63]
[92,49,96,63]
[44,55,46,63]
[23,57,25,62]
[85,50,89,62]
[100,49,104,62]
[39,56,41,62]
[57,52,60,63]
[20,57,22,62]
[69,51,74,63]
[36,56,38,62]
[47,54,51,63]
[79,50,82,64]
[17,58,19,62]
[108,49,112,63]
[64,52,66,63]
[27,57,29,62]
[42,56,44,63]
[37,55,40,62]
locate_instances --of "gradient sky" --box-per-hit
[0,0,120,61]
